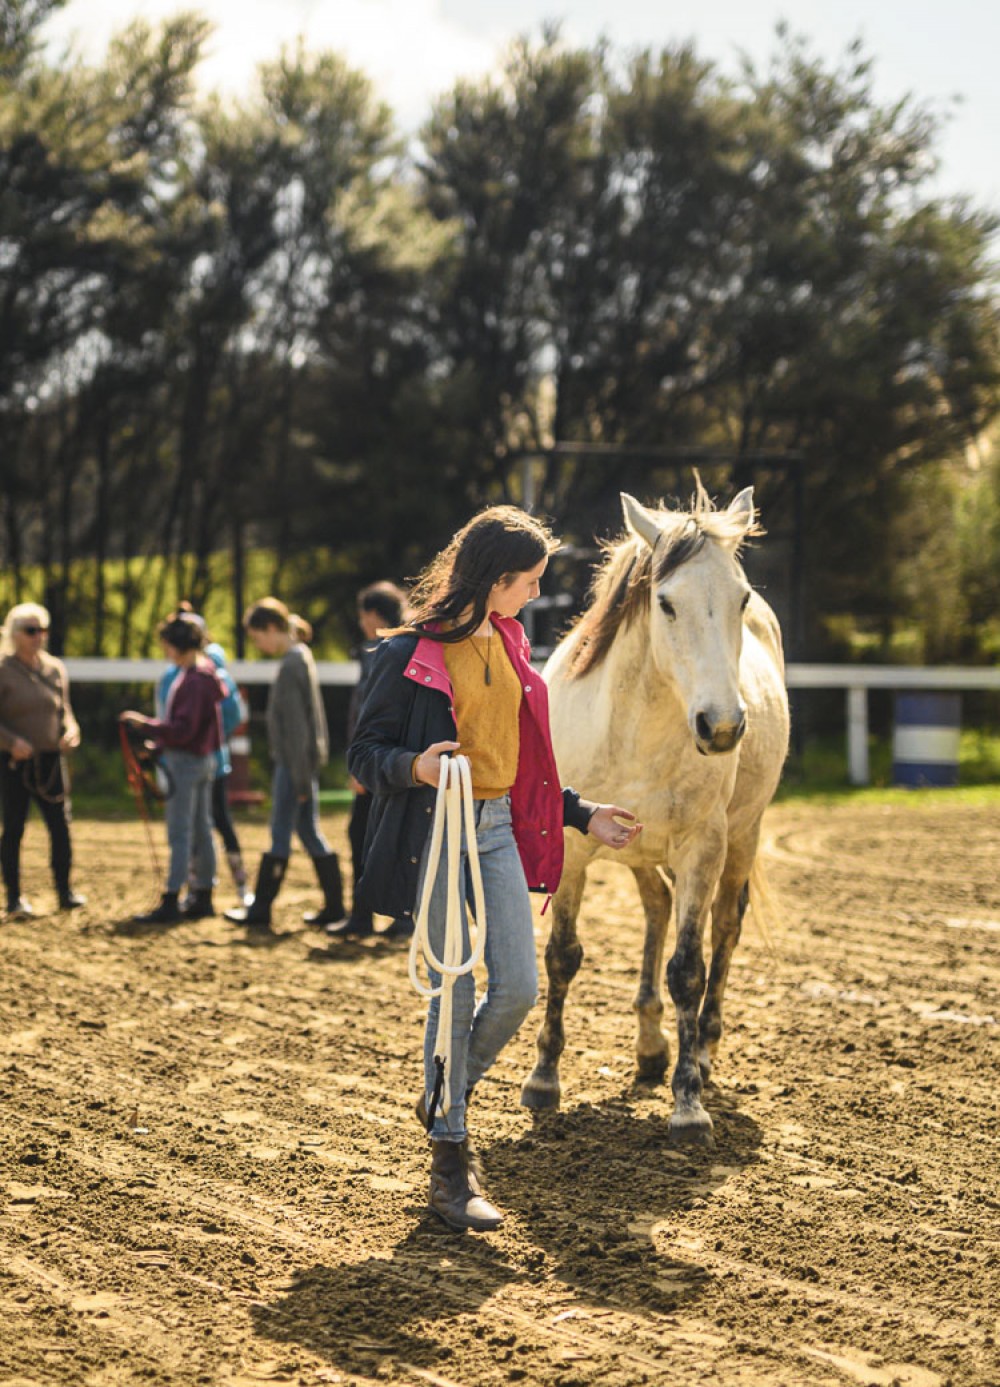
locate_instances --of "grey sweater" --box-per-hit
[266,644,329,794]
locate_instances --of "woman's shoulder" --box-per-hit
[374,631,419,666]
[204,641,228,669]
[39,650,68,678]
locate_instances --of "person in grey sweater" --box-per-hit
[224,597,345,930]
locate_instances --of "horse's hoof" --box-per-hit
[635,1052,669,1084]
[668,1112,715,1148]
[520,1072,561,1110]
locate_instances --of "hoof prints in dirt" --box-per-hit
[1,808,998,1386]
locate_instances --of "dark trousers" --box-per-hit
[348,791,371,917]
[0,753,73,902]
[211,775,241,856]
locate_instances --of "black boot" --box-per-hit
[303,853,347,928]
[181,888,214,919]
[428,1140,502,1233]
[58,890,87,910]
[6,896,34,920]
[325,909,373,939]
[224,853,287,927]
[133,891,182,925]
[380,915,414,941]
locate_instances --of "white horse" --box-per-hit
[521,484,790,1144]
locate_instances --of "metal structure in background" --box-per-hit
[511,443,807,659]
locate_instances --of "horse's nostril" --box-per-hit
[695,712,713,743]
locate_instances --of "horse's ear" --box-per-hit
[621,493,661,550]
[728,486,756,533]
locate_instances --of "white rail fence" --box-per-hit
[64,659,1000,788]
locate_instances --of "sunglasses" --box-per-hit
[19,625,48,637]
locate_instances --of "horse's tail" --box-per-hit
[746,856,783,959]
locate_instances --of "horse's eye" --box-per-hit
[658,595,675,619]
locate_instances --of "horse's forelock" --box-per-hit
[566,538,652,678]
[565,499,757,680]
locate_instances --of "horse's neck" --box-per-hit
[604,616,689,732]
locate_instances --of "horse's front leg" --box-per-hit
[632,867,673,1084]
[698,832,758,1082]
[667,820,727,1144]
[520,869,586,1111]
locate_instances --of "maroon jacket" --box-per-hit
[147,660,224,756]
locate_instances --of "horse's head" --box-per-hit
[622,488,756,756]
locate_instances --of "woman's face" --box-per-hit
[162,642,184,665]
[490,557,548,619]
[13,617,49,659]
[249,625,284,656]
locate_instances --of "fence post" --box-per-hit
[847,686,869,786]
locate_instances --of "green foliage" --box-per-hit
[780,725,1000,798]
[0,16,998,662]
[0,548,351,658]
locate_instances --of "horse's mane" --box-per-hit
[565,483,759,680]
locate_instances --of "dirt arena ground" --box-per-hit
[1,799,998,1387]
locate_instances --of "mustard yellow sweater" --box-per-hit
[443,633,522,798]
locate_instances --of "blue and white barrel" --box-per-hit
[892,692,961,787]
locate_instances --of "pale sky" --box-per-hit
[44,0,1000,214]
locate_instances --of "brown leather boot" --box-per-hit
[428,1139,502,1233]
[415,1088,480,1176]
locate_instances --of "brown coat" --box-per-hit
[0,652,80,754]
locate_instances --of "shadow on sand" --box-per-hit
[251,1088,761,1379]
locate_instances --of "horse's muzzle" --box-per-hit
[693,708,747,755]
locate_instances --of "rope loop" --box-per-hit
[408,754,487,1118]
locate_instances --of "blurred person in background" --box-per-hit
[121,610,224,924]
[156,603,250,907]
[0,602,84,918]
[327,580,411,942]
[225,598,345,931]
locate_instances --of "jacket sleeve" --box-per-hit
[274,656,318,796]
[58,661,81,745]
[0,669,14,751]
[147,677,200,749]
[562,787,597,835]
[348,638,421,796]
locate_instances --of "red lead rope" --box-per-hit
[118,720,162,881]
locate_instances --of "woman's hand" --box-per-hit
[9,736,33,762]
[59,729,81,752]
[119,711,148,728]
[349,775,367,795]
[587,804,642,850]
[413,740,461,787]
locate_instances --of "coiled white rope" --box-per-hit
[408,754,487,1122]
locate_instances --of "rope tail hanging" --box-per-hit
[118,720,168,882]
[408,754,487,1130]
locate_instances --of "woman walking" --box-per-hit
[121,610,225,924]
[349,506,641,1232]
[0,603,84,918]
[225,598,345,930]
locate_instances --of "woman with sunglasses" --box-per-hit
[0,603,84,919]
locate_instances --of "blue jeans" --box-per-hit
[269,764,330,859]
[162,750,216,893]
[420,795,538,1143]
